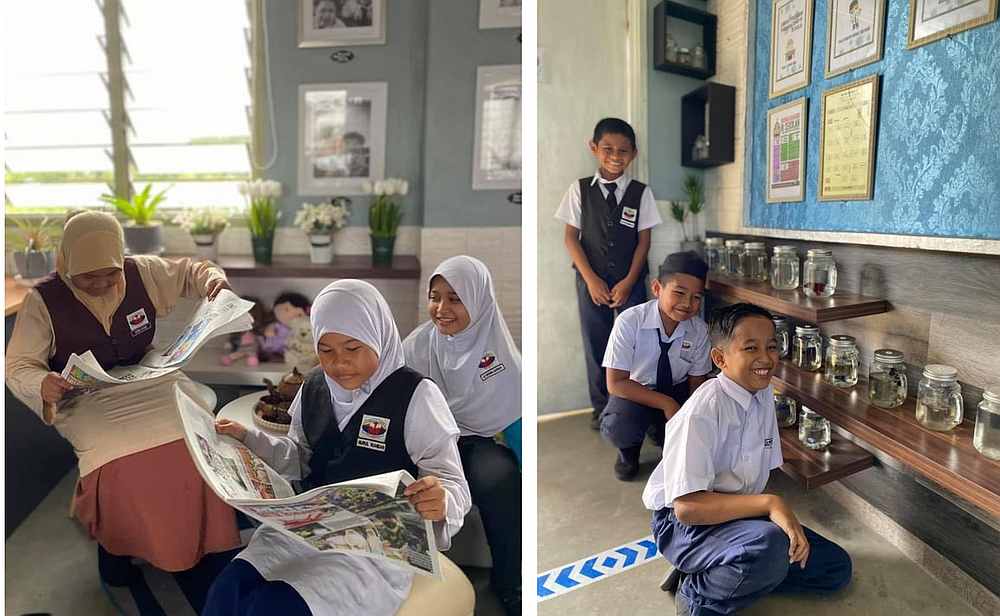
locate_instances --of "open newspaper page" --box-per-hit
[176,389,440,578]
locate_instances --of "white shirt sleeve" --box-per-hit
[688,320,714,377]
[554,181,583,229]
[602,308,638,371]
[662,409,720,505]
[637,186,662,231]
[242,387,311,482]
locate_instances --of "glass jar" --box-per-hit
[916,364,964,432]
[798,406,831,450]
[868,349,907,409]
[803,249,838,297]
[723,239,744,276]
[824,335,859,388]
[775,391,798,427]
[705,238,724,273]
[973,386,1000,460]
[665,34,678,63]
[692,43,706,69]
[677,47,691,65]
[772,316,791,358]
[792,324,823,371]
[740,242,769,282]
[770,245,800,290]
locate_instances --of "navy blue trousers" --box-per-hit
[574,272,647,415]
[600,395,665,450]
[202,558,311,616]
[652,508,852,615]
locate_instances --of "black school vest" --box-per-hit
[299,366,423,491]
[36,258,156,373]
[578,177,647,284]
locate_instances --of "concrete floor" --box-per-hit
[538,412,983,616]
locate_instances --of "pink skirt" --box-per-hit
[73,439,240,572]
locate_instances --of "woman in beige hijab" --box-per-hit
[6,211,240,593]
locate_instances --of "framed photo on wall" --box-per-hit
[907,0,998,49]
[769,0,814,98]
[767,97,808,202]
[826,0,886,78]
[298,82,387,196]
[298,0,386,48]
[819,75,880,201]
[479,0,521,29]
[472,65,522,190]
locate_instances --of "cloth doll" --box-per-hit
[256,292,312,362]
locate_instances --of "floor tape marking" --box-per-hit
[536,535,663,602]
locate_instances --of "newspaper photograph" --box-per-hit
[176,389,440,577]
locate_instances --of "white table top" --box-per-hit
[218,391,288,436]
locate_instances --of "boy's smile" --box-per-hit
[652,273,705,333]
[711,315,779,392]
[590,132,637,181]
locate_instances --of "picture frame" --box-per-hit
[769,0,814,99]
[826,0,886,78]
[907,0,998,49]
[767,97,808,203]
[298,0,386,48]
[297,82,387,196]
[479,0,522,29]
[472,65,522,191]
[818,74,880,201]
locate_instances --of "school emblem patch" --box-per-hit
[357,414,390,452]
[620,206,637,228]
[125,308,151,337]
[479,352,506,382]
[681,340,692,350]
[764,437,774,449]
[479,352,496,369]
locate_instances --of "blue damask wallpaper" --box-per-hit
[748,0,1000,239]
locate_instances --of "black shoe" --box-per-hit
[660,568,689,615]
[590,411,602,431]
[613,447,640,481]
[98,544,141,587]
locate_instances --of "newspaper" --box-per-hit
[176,388,441,578]
[60,289,254,393]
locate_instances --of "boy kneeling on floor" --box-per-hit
[643,302,852,615]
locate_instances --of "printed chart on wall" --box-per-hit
[767,97,807,202]
[819,74,880,201]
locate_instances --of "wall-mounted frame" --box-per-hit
[298,0,386,48]
[826,0,886,78]
[767,97,808,202]
[298,82,387,196]
[479,0,521,29]
[819,74,880,201]
[769,0,814,98]
[907,0,998,49]
[472,65,521,190]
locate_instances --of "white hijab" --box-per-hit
[403,256,521,436]
[311,279,405,425]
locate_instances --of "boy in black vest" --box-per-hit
[555,117,662,429]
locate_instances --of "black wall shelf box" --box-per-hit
[681,82,735,168]
[653,1,717,79]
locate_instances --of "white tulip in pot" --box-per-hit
[10,217,58,279]
[295,197,351,264]
[99,184,168,255]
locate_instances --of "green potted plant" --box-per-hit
[294,198,351,264]
[10,217,57,279]
[364,178,408,266]
[240,179,282,265]
[670,174,705,255]
[99,183,168,254]
[173,208,230,262]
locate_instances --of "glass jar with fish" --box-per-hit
[792,324,823,372]
[824,335,859,388]
[916,364,963,432]
[803,249,837,298]
[868,349,907,409]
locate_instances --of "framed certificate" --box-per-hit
[819,75,880,201]
[826,0,886,78]
[767,97,808,202]
[908,0,998,49]
[769,0,814,98]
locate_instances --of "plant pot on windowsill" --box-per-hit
[192,234,219,262]
[13,249,55,279]
[251,234,275,265]
[123,223,163,255]
[370,234,396,266]
[309,233,334,264]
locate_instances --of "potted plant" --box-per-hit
[10,217,57,279]
[99,184,168,255]
[173,208,230,262]
[670,174,706,255]
[294,197,351,264]
[240,179,282,265]
[364,178,408,266]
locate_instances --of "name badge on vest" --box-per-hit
[620,206,637,228]
[357,414,390,452]
[479,352,506,382]
[764,437,774,449]
[126,308,151,337]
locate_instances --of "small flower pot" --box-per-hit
[251,234,275,265]
[192,234,219,262]
[309,234,333,264]
[370,235,396,266]
[13,249,55,279]
[123,223,163,255]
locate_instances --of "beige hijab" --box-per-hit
[56,211,127,333]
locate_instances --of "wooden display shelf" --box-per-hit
[777,425,874,489]
[707,273,890,322]
[190,254,421,279]
[772,361,1000,518]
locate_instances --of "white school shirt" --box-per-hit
[554,171,662,231]
[642,372,784,511]
[602,299,713,387]
[237,379,472,616]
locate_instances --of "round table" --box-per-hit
[217,391,288,436]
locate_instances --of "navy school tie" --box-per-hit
[655,329,673,395]
[604,182,618,209]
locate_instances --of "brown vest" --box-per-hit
[36,258,157,373]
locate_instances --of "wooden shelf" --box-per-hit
[772,361,1000,518]
[200,254,421,279]
[680,83,735,168]
[653,1,717,79]
[778,425,874,489]
[708,273,890,322]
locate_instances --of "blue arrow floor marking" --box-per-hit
[537,535,664,602]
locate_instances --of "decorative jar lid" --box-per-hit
[983,386,1000,405]
[806,249,834,258]
[724,239,745,247]
[829,334,856,347]
[922,364,958,381]
[873,349,904,364]
[705,237,724,246]
[745,241,766,250]
[771,315,788,324]
[773,245,797,254]
[795,324,819,335]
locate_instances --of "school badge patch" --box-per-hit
[680,340,692,350]
[620,206,637,228]
[125,308,151,337]
[764,437,774,449]
[479,352,506,382]
[357,414,390,452]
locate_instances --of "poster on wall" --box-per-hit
[907,0,998,49]
[472,65,522,190]
[769,0,814,98]
[298,0,386,47]
[819,75,880,201]
[826,0,886,77]
[767,97,808,202]
[298,82,387,196]
[479,0,521,29]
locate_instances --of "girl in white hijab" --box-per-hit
[207,280,472,616]
[403,256,522,616]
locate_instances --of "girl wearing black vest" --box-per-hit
[205,280,473,616]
